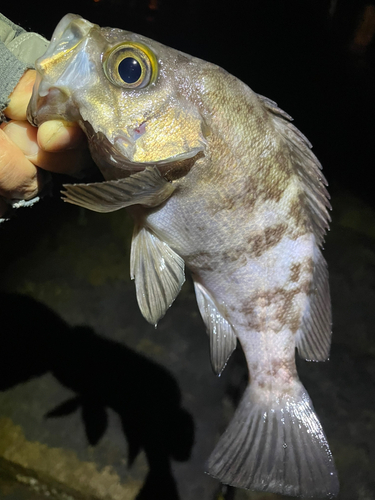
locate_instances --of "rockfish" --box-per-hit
[28,14,339,497]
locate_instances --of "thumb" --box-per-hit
[37,120,86,152]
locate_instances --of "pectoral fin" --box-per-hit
[194,282,237,376]
[131,225,185,325]
[61,167,175,212]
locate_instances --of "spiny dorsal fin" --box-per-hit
[258,94,331,246]
[130,225,185,325]
[61,167,175,212]
[194,282,237,376]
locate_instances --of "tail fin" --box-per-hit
[207,384,339,498]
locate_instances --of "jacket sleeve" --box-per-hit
[0,13,48,118]
[0,14,49,222]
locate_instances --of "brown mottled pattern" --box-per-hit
[252,357,298,391]
[188,223,289,274]
[203,151,295,220]
[243,223,287,258]
[232,255,315,334]
[262,223,288,254]
[29,15,336,496]
[188,246,248,273]
[288,195,309,234]
[257,147,292,203]
[187,251,215,272]
[290,262,302,283]
[236,285,306,333]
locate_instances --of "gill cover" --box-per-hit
[103,42,158,89]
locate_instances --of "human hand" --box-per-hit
[0,70,89,217]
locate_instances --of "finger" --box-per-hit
[0,120,39,157]
[30,146,91,175]
[0,128,42,200]
[2,120,90,175]
[4,70,36,121]
[37,120,86,152]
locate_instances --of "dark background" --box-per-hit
[2,0,375,206]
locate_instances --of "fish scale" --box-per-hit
[28,13,338,497]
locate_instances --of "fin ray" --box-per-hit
[61,167,174,212]
[296,249,332,361]
[208,384,339,498]
[194,282,237,375]
[131,225,185,325]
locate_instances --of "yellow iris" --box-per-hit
[103,42,158,89]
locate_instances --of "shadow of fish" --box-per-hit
[0,292,194,499]
[28,14,339,498]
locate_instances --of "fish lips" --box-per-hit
[27,74,80,127]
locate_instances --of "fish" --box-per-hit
[27,14,339,498]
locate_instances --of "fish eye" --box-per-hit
[118,57,142,84]
[103,42,158,89]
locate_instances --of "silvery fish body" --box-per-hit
[28,14,338,497]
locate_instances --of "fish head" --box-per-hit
[28,14,207,178]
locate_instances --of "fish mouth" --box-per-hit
[82,121,204,182]
[27,15,95,127]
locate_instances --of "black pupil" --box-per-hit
[118,57,142,84]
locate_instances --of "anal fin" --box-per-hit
[61,167,175,213]
[131,225,185,325]
[194,282,237,376]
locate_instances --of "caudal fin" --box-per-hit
[207,384,339,498]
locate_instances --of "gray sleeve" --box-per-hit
[0,13,48,116]
[0,14,49,222]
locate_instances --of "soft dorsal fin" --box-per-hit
[130,225,185,325]
[194,282,237,376]
[296,249,332,361]
[61,167,175,212]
